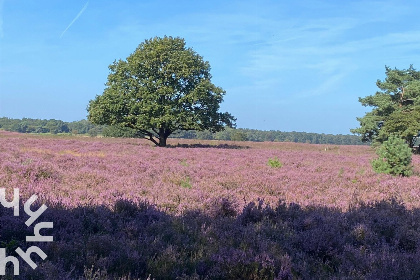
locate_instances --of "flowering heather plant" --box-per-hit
[1,131,420,278]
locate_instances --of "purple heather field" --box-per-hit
[1,131,420,279]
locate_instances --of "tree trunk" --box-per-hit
[158,136,167,147]
[158,127,168,147]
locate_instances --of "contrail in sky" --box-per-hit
[60,1,89,38]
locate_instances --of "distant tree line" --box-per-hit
[171,127,365,145]
[0,117,365,145]
[0,117,72,134]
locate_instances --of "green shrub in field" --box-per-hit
[371,134,413,176]
[180,176,192,189]
[267,157,283,168]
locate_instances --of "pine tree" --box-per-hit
[371,134,413,176]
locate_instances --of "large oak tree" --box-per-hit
[88,36,235,147]
[351,65,420,147]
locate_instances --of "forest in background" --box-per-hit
[0,117,365,145]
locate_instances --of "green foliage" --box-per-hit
[195,130,214,140]
[377,107,420,146]
[231,130,248,141]
[180,176,192,189]
[172,127,364,145]
[102,125,143,138]
[267,157,283,168]
[352,65,420,146]
[371,134,413,176]
[0,117,365,145]
[0,117,104,136]
[0,117,70,134]
[87,36,236,147]
[68,119,101,134]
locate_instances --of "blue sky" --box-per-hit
[1,0,420,134]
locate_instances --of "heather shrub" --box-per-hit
[15,160,61,182]
[207,197,238,218]
[4,133,420,279]
[371,134,413,176]
[114,199,138,216]
[3,197,420,279]
[239,199,265,225]
[83,265,109,280]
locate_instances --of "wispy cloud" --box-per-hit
[105,0,419,103]
[60,1,89,38]
[230,2,420,100]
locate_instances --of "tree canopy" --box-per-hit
[351,65,420,147]
[87,36,235,146]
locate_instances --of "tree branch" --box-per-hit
[135,128,159,146]
[145,134,159,146]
